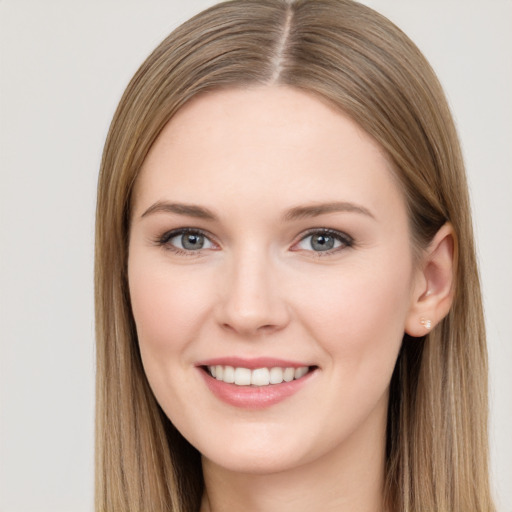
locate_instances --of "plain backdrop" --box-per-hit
[0,1,511,511]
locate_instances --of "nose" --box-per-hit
[214,247,290,337]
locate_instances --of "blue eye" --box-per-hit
[159,229,215,252]
[296,230,352,253]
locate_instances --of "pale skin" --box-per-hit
[128,86,455,512]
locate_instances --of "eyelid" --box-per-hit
[154,227,219,254]
[291,228,354,253]
[153,226,353,255]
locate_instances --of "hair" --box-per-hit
[94,1,494,510]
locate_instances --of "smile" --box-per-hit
[207,365,310,386]
[197,360,318,409]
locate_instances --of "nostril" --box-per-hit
[257,324,279,333]
[220,322,281,336]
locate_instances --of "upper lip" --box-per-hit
[195,357,314,369]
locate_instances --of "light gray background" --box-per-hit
[1,1,510,511]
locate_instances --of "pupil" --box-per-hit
[311,234,334,251]
[182,233,204,250]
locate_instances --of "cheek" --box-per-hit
[281,255,413,449]
[295,253,413,376]
[127,255,220,421]
[128,255,214,363]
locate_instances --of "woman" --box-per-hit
[95,0,495,510]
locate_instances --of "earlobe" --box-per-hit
[405,223,456,337]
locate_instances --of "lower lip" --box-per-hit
[198,367,316,409]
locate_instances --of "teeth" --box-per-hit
[283,367,295,382]
[223,365,235,383]
[294,367,308,379]
[207,365,311,386]
[234,367,252,385]
[251,368,270,386]
[269,367,283,384]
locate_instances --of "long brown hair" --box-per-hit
[95,1,494,510]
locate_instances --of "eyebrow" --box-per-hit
[283,201,375,221]
[140,201,218,220]
[140,200,375,222]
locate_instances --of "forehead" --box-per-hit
[133,86,405,223]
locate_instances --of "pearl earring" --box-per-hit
[420,317,432,330]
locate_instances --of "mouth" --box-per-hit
[202,364,317,387]
[197,361,318,409]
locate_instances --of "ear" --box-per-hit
[405,223,456,337]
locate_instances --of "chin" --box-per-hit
[195,424,323,476]
[202,447,304,475]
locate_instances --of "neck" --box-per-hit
[200,398,388,512]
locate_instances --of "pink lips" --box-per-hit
[196,357,316,409]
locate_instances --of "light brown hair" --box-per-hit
[95,1,494,510]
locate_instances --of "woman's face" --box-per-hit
[128,86,422,474]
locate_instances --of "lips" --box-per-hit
[196,358,317,409]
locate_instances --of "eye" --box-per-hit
[294,229,353,253]
[157,229,216,253]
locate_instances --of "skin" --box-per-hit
[128,86,454,512]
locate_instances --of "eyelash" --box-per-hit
[293,228,354,256]
[154,228,217,257]
[154,228,354,256]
